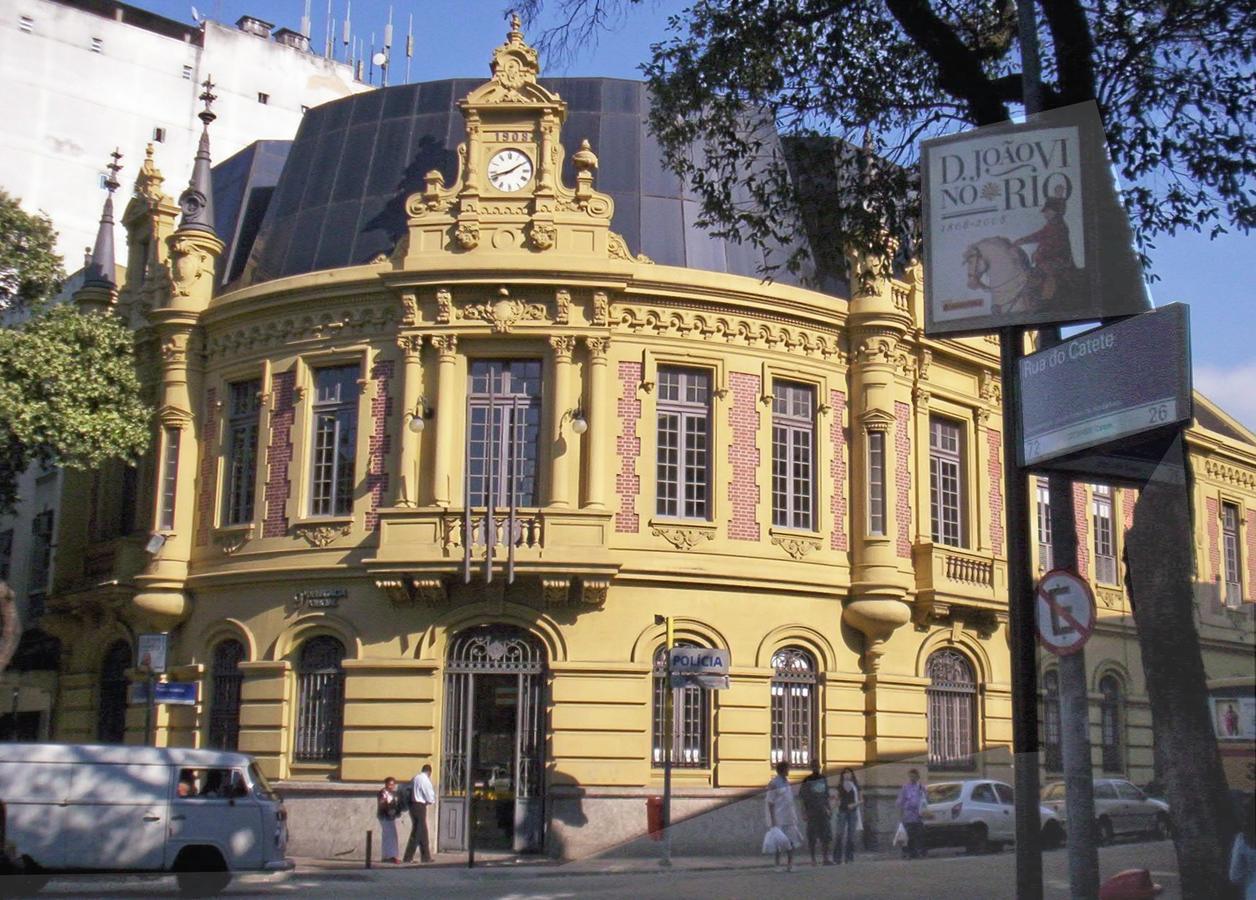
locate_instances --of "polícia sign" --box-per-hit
[668,647,730,675]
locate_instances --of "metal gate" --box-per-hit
[439,626,546,853]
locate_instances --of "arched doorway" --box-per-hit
[439,625,546,854]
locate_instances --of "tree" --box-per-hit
[0,193,151,670]
[521,2,1251,893]
[522,0,1253,279]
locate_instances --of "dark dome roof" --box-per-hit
[235,78,824,290]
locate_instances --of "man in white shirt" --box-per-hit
[403,764,436,863]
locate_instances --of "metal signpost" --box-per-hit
[137,633,168,745]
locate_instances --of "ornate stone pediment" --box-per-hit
[461,289,549,333]
[771,535,821,560]
[651,524,715,551]
[294,522,352,548]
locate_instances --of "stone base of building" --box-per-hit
[278,782,900,861]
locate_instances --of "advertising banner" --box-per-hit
[922,102,1149,336]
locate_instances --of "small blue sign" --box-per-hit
[131,681,199,706]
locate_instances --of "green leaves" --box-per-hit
[0,190,64,314]
[0,306,152,514]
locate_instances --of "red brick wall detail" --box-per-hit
[1205,497,1220,582]
[1073,483,1090,574]
[365,359,394,531]
[987,426,1004,556]
[1121,487,1136,534]
[194,388,218,547]
[615,361,642,533]
[726,373,761,541]
[829,390,848,551]
[263,371,295,539]
[895,401,912,559]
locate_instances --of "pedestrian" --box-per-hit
[799,761,832,865]
[763,760,803,872]
[1230,793,1256,900]
[896,768,927,859]
[376,777,402,864]
[403,764,436,864]
[833,767,863,864]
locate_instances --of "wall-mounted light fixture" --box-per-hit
[563,408,588,434]
[407,396,434,433]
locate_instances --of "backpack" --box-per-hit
[397,781,414,805]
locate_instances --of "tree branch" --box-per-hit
[1039,0,1098,106]
[883,0,1011,125]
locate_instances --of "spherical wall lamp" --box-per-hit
[569,409,588,435]
[407,397,433,433]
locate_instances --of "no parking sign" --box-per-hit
[1035,569,1096,656]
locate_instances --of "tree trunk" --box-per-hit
[1124,437,1236,897]
[0,581,18,672]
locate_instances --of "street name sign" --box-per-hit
[1035,570,1096,656]
[922,101,1149,337]
[129,681,199,706]
[1019,303,1191,469]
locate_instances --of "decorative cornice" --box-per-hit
[293,522,352,548]
[617,305,845,364]
[206,305,395,362]
[1203,459,1256,489]
[650,524,715,550]
[542,577,571,607]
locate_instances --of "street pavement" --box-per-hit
[5,838,1179,898]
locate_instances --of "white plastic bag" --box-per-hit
[892,822,908,848]
[762,825,793,854]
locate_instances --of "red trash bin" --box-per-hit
[646,796,664,841]
[1099,869,1162,900]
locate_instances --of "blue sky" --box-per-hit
[144,0,1254,428]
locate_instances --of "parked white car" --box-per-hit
[920,779,1065,852]
[1040,778,1172,844]
[0,743,292,895]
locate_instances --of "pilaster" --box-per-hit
[548,335,576,508]
[585,336,610,509]
[431,335,459,507]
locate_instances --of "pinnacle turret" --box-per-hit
[83,148,122,287]
[177,77,218,234]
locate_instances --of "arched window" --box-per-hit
[294,636,346,762]
[1043,670,1062,772]
[1100,675,1123,772]
[208,639,246,751]
[770,647,817,767]
[652,642,709,768]
[926,649,976,770]
[97,640,132,743]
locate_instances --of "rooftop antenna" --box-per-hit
[300,0,311,39]
[404,12,413,83]
[375,6,392,87]
[368,31,376,83]
[324,0,333,57]
[190,6,200,23]
[342,0,351,62]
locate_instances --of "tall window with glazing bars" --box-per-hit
[772,382,815,530]
[770,647,817,767]
[652,642,709,768]
[929,418,965,546]
[1092,485,1116,584]
[926,649,976,769]
[223,379,261,524]
[1222,502,1243,608]
[467,360,542,507]
[309,365,360,516]
[294,636,345,762]
[656,367,711,519]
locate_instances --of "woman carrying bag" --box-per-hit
[831,767,863,864]
[376,776,404,864]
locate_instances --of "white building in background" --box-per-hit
[0,0,368,265]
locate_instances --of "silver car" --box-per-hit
[921,780,1065,853]
[1040,778,1172,844]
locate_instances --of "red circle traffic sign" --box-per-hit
[1035,569,1097,656]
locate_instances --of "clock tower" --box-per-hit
[399,16,642,265]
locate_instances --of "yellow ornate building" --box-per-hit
[32,21,1254,858]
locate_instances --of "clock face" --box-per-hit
[487,148,533,192]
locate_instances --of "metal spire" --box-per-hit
[177,76,218,233]
[84,148,123,287]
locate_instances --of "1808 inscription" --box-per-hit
[492,131,533,142]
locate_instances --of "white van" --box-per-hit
[0,743,292,894]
